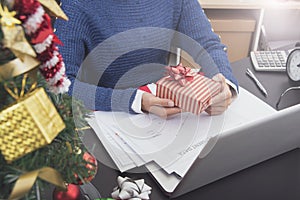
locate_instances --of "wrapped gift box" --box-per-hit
[0,87,65,162]
[156,72,221,115]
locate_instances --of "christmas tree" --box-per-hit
[0,0,98,199]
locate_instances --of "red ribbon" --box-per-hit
[165,63,194,86]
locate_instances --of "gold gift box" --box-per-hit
[0,87,65,162]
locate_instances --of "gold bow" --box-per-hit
[4,73,37,100]
[8,167,67,200]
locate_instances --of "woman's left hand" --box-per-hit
[205,73,233,115]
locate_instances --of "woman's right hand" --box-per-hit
[141,92,181,118]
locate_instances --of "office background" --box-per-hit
[198,0,300,62]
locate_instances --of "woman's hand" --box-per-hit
[141,92,181,118]
[205,73,234,115]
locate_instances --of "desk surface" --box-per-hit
[89,58,300,200]
[233,57,300,110]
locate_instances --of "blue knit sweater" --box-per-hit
[55,0,238,113]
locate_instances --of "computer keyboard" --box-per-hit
[250,50,287,72]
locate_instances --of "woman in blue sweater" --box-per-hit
[55,0,238,118]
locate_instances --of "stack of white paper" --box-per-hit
[87,109,220,177]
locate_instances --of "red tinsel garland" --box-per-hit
[14,0,70,94]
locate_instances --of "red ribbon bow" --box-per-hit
[165,63,194,86]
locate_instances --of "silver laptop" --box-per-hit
[147,102,300,198]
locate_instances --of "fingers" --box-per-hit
[205,83,232,115]
[212,73,226,91]
[142,92,181,118]
[142,92,174,108]
[149,106,182,118]
[205,97,232,115]
[150,96,175,107]
[210,84,232,105]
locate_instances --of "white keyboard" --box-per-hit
[250,51,287,72]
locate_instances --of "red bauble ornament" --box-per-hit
[53,184,81,200]
[74,152,98,185]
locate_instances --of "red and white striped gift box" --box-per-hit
[156,73,221,115]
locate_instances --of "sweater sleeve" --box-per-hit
[54,0,137,113]
[176,0,238,89]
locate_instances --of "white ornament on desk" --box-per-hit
[111,176,152,200]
